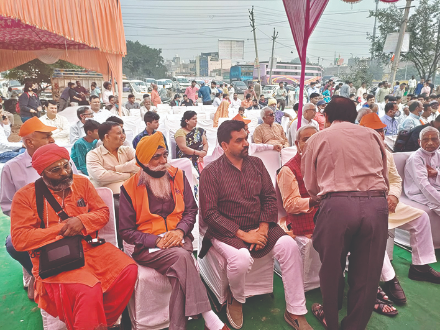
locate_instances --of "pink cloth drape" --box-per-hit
[283,0,329,128]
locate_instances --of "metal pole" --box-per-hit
[371,0,380,61]
[390,0,412,87]
[269,28,278,85]
[249,6,260,81]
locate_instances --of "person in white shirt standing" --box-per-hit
[408,76,417,95]
[288,103,319,146]
[39,100,70,146]
[357,82,367,100]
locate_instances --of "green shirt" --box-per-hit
[71,138,98,175]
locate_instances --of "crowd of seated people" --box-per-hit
[2,78,440,330]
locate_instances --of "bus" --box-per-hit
[230,65,254,83]
[254,61,323,86]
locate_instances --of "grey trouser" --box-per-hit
[59,98,68,112]
[313,191,388,330]
[133,238,211,330]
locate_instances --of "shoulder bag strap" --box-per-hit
[35,178,70,224]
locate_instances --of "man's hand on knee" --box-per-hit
[161,229,184,249]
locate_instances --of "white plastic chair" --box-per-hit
[41,187,119,329]
[280,146,297,166]
[252,150,282,186]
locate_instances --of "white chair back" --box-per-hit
[96,187,118,247]
[168,158,194,191]
[281,146,297,165]
[252,150,281,186]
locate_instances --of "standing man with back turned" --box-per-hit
[302,96,389,330]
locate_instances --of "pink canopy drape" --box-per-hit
[283,0,329,127]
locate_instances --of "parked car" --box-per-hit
[262,85,278,99]
[131,80,148,93]
[157,79,173,89]
[231,81,247,94]
[143,78,156,89]
[172,76,191,92]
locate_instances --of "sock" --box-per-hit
[202,310,224,330]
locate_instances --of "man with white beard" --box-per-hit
[118,132,229,330]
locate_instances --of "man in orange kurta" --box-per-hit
[151,84,162,106]
[11,143,137,330]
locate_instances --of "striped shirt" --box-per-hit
[199,154,285,258]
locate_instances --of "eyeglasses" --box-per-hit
[83,112,94,117]
[267,113,275,117]
[151,152,169,160]
[45,162,71,174]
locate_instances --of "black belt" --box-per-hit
[324,191,386,199]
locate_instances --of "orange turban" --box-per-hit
[135,132,166,166]
[32,144,70,175]
[232,114,251,124]
[359,113,387,130]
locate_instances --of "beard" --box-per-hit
[138,163,172,200]
[42,170,74,191]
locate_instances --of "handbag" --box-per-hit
[35,178,85,279]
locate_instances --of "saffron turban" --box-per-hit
[32,144,70,175]
[135,132,166,166]
[232,113,251,124]
[359,113,387,130]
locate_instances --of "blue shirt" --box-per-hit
[132,129,169,150]
[198,86,212,101]
[380,114,398,136]
[415,83,424,96]
[60,87,71,101]
[90,88,101,97]
[71,138,98,175]
[399,113,421,132]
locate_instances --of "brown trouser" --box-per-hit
[313,191,388,330]
[133,238,211,330]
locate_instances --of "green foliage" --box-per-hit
[123,40,168,79]
[368,0,440,80]
[340,59,374,88]
[4,59,80,91]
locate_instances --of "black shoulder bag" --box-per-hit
[35,178,85,279]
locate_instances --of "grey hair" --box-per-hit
[356,108,372,123]
[260,106,272,119]
[296,124,318,142]
[302,103,316,112]
[419,126,440,140]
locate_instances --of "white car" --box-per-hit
[172,76,191,92]
[157,79,173,89]
[262,85,278,99]
[131,80,148,93]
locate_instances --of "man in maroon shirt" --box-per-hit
[74,81,88,104]
[200,120,311,330]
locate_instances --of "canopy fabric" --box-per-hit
[0,0,126,112]
[283,0,329,127]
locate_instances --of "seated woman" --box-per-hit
[174,110,208,176]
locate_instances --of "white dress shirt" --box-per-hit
[0,150,78,216]
[0,124,22,152]
[231,98,242,109]
[39,114,70,146]
[70,121,85,144]
[92,108,112,123]
[288,117,319,146]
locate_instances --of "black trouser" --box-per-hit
[277,99,285,111]
[113,194,123,249]
[313,191,388,330]
[203,101,213,105]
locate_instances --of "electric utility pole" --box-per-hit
[249,6,260,81]
[371,0,380,62]
[269,28,278,84]
[390,0,412,87]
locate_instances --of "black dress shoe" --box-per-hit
[409,264,440,284]
[382,277,407,305]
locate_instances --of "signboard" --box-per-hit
[218,39,244,60]
[383,32,410,53]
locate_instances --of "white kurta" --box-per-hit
[39,114,70,146]
[404,148,440,214]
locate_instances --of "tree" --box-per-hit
[5,59,80,92]
[368,0,440,80]
[123,41,168,79]
[340,58,374,88]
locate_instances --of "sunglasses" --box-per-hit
[267,113,275,117]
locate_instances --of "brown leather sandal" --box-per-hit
[373,298,398,317]
[311,303,327,329]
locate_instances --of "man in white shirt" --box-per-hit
[0,117,22,152]
[288,103,319,146]
[90,95,111,123]
[39,100,70,146]
[231,93,242,109]
[70,106,95,144]
[307,82,319,98]
[357,82,367,99]
[1,117,78,300]
[408,76,417,95]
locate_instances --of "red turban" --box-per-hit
[32,144,70,175]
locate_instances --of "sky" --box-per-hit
[121,0,420,67]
